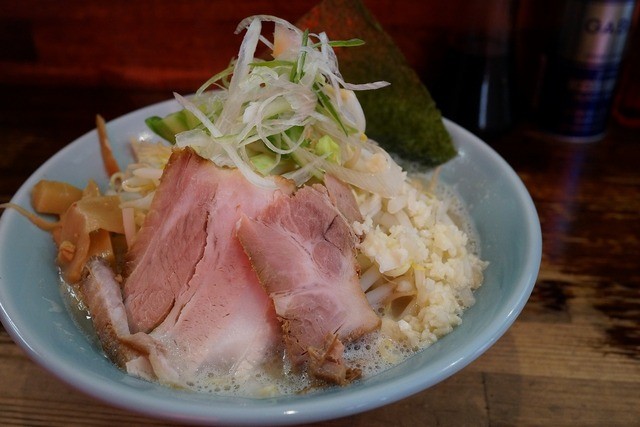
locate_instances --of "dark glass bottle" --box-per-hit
[612,3,640,128]
[435,0,516,140]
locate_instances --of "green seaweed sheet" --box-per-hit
[297,0,456,166]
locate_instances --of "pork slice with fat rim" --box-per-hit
[122,150,213,333]
[88,148,295,387]
[237,183,380,384]
[79,258,143,369]
[323,173,363,225]
[78,258,181,383]
[138,161,294,384]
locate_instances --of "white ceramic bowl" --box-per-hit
[0,99,541,425]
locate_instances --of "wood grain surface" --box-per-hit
[1,1,640,425]
[1,82,639,427]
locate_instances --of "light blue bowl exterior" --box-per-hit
[0,99,541,425]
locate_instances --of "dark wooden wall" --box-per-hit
[0,1,550,86]
[0,1,455,91]
[0,0,637,116]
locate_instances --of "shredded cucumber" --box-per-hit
[145,110,200,143]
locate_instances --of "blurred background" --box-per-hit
[1,0,637,139]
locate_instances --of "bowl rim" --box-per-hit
[0,99,541,425]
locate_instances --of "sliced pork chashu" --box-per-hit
[79,148,378,388]
[136,152,294,383]
[237,182,380,384]
[79,258,142,368]
[82,148,294,387]
[323,173,363,225]
[122,149,212,333]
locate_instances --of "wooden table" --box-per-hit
[0,83,639,426]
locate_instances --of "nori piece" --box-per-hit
[296,0,456,166]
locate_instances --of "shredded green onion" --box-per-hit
[147,15,401,196]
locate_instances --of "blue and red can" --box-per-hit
[537,0,636,142]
